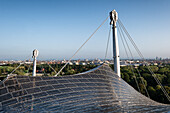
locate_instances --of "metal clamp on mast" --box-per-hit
[110,10,121,77]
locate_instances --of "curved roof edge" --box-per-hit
[0,63,113,85]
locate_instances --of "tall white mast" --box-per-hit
[110,10,121,77]
[32,49,39,76]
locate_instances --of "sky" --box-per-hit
[0,0,170,60]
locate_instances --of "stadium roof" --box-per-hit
[0,64,169,112]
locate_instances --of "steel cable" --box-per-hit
[117,23,141,93]
[118,19,170,101]
[104,25,112,62]
[55,16,109,76]
[118,22,150,98]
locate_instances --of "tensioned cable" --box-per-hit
[7,63,23,77]
[117,22,141,93]
[104,25,112,62]
[55,16,109,76]
[7,54,31,77]
[117,22,150,98]
[147,65,170,101]
[117,24,129,58]
[27,63,32,75]
[117,23,134,111]
[136,67,150,98]
[118,19,144,58]
[118,19,170,101]
[0,54,32,85]
[46,61,57,74]
[118,19,169,100]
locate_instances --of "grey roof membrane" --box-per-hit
[0,64,170,113]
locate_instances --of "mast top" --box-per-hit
[32,49,39,58]
[110,9,118,25]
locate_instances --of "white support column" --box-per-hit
[32,49,39,77]
[110,10,121,77]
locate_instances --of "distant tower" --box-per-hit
[110,10,121,77]
[32,49,39,76]
[156,56,158,60]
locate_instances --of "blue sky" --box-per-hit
[0,0,170,60]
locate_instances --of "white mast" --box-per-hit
[110,10,121,77]
[32,49,39,76]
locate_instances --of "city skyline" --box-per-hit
[0,0,170,60]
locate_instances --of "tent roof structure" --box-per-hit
[0,64,169,112]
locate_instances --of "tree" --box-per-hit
[0,68,1,75]
[123,73,130,83]
[155,85,161,90]
[167,73,170,85]
[150,66,159,72]
[148,86,156,99]
[156,74,166,83]
[137,77,148,94]
[158,67,169,74]
[2,68,6,74]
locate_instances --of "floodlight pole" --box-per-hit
[110,10,120,77]
[32,49,39,76]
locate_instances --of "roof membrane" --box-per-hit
[0,64,169,112]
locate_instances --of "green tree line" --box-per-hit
[120,65,170,104]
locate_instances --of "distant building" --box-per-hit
[133,64,140,67]
[104,60,110,64]
[85,59,88,62]
[25,61,32,64]
[120,61,127,67]
[68,62,73,65]
[0,63,6,65]
[61,59,66,64]
[156,56,159,60]
[80,62,86,65]
[153,63,158,66]
[73,61,79,65]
